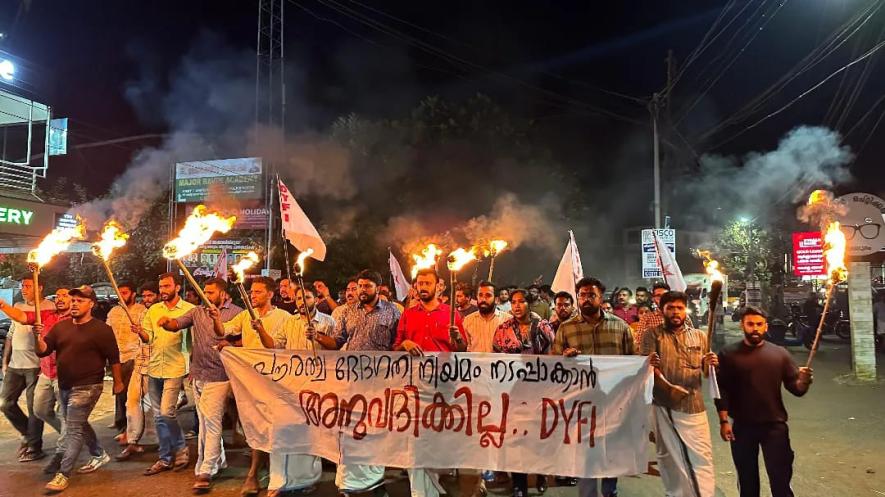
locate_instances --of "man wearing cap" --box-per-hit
[34,285,124,492]
[131,272,195,476]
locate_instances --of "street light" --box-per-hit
[0,59,14,82]
[737,215,750,224]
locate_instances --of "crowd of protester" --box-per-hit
[0,268,813,497]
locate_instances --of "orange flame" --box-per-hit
[231,251,259,282]
[27,216,86,267]
[447,247,477,272]
[411,243,442,279]
[163,205,236,260]
[295,248,314,275]
[92,221,129,261]
[823,222,847,283]
[489,239,508,256]
[696,250,724,282]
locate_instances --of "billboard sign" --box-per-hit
[835,192,885,257]
[175,157,263,202]
[792,232,826,277]
[641,228,675,279]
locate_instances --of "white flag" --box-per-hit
[278,178,326,261]
[388,251,411,302]
[551,230,584,299]
[653,232,686,292]
[213,248,228,280]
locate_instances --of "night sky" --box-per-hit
[1,0,883,240]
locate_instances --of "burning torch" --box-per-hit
[698,252,724,398]
[410,243,442,280]
[27,217,86,326]
[163,205,236,310]
[230,251,259,321]
[294,249,319,354]
[92,221,134,324]
[804,191,848,368]
[486,239,508,281]
[446,248,476,345]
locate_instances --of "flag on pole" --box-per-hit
[213,248,228,280]
[552,230,584,299]
[278,178,326,261]
[653,231,686,292]
[388,251,411,302]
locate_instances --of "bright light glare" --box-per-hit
[737,216,750,224]
[0,60,14,82]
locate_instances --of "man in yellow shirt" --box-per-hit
[131,272,194,476]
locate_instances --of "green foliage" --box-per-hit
[713,219,789,287]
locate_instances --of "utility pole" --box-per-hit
[651,50,676,230]
[256,0,285,272]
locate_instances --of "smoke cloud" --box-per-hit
[675,126,853,226]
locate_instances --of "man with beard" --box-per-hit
[140,282,159,307]
[394,268,467,497]
[35,286,124,492]
[1,287,71,471]
[641,291,717,497]
[493,288,555,497]
[715,306,813,497]
[635,287,651,306]
[463,281,510,353]
[157,278,242,493]
[1,275,56,464]
[454,282,478,319]
[526,284,552,320]
[612,288,638,324]
[264,285,334,497]
[331,270,400,494]
[552,277,632,497]
[497,288,512,312]
[332,278,358,322]
[395,268,468,356]
[106,282,147,442]
[636,282,693,350]
[550,291,577,334]
[131,273,194,476]
[213,276,289,495]
[276,278,300,315]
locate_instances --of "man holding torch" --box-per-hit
[393,267,468,497]
[155,277,241,493]
[131,272,195,476]
[641,291,717,497]
[1,286,70,471]
[34,285,124,492]
[715,306,812,497]
[0,275,54,463]
[211,276,289,496]
[106,281,146,441]
[264,285,333,497]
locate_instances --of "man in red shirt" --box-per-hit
[394,268,468,355]
[393,268,468,497]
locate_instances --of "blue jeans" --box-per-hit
[148,376,185,463]
[0,367,43,452]
[578,477,618,497]
[59,384,104,477]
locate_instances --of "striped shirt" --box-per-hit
[552,311,635,356]
[176,300,242,382]
[462,309,511,352]
[640,324,708,414]
[333,300,400,351]
[635,310,694,350]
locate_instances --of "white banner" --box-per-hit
[551,230,584,300]
[221,349,653,478]
[278,178,327,261]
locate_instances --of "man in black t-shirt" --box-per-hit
[715,306,813,497]
[34,285,123,493]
